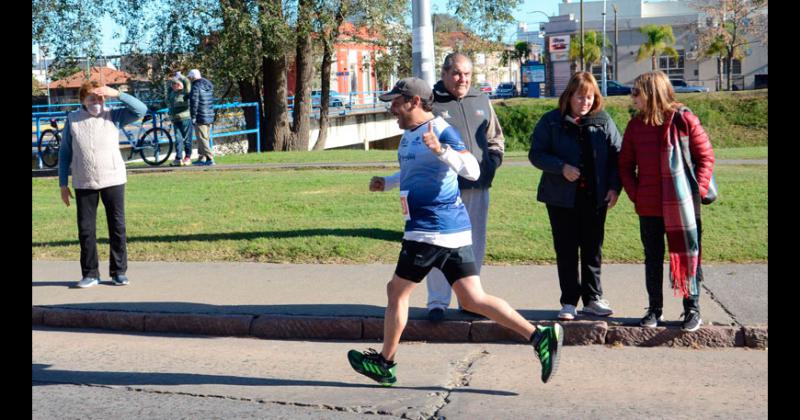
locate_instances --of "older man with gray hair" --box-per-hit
[425,52,506,321]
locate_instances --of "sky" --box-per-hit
[36,0,661,58]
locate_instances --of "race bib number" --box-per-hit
[399,190,411,221]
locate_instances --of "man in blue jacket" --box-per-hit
[187,69,216,166]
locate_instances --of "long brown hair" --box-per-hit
[632,71,678,126]
[558,71,604,116]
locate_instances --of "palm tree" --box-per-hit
[513,41,532,67]
[636,24,679,70]
[569,31,604,73]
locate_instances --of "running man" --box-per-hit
[347,77,563,386]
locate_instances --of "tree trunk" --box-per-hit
[238,78,262,152]
[716,56,723,92]
[286,0,314,151]
[313,37,333,151]
[652,54,657,71]
[314,4,346,152]
[263,55,293,151]
[725,53,733,91]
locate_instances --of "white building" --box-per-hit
[541,0,767,95]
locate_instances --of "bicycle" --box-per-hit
[37,118,62,168]
[123,110,174,166]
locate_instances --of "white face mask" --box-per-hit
[86,103,103,116]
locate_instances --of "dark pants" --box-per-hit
[546,192,608,306]
[173,118,193,159]
[639,216,703,313]
[75,184,128,278]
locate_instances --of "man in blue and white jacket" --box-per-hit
[346,78,564,387]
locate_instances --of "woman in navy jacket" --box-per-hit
[529,72,622,321]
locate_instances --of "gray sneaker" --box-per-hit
[640,308,664,328]
[111,275,129,286]
[582,299,613,317]
[76,277,99,288]
[681,310,702,332]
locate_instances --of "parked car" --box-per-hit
[478,82,493,96]
[311,90,351,108]
[670,79,710,93]
[494,82,516,99]
[604,80,632,96]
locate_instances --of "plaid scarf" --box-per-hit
[661,109,700,298]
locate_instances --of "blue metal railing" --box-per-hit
[32,101,262,169]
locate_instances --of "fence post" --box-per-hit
[256,102,261,153]
[35,117,43,169]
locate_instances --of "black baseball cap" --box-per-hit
[379,77,433,105]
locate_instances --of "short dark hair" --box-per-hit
[441,52,472,76]
[402,94,433,112]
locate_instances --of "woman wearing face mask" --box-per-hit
[58,80,147,288]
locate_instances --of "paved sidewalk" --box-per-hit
[32,261,768,347]
[32,261,767,348]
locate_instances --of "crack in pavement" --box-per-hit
[33,380,400,417]
[425,348,490,420]
[701,283,742,327]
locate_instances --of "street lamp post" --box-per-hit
[411,0,436,87]
[613,4,618,81]
[601,0,607,96]
[40,44,51,105]
[580,0,584,71]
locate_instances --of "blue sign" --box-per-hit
[522,63,546,83]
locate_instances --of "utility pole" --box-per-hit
[580,0,584,71]
[40,44,51,105]
[411,0,436,87]
[601,0,607,95]
[613,4,618,81]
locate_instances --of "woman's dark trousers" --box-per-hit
[75,184,128,279]
[639,216,703,313]
[546,192,608,307]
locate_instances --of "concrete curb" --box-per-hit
[32,306,767,348]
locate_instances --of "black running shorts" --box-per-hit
[394,240,478,284]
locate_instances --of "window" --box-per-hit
[723,59,742,75]
[659,49,685,79]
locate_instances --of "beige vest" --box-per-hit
[68,109,127,190]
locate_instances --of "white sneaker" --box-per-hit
[558,304,577,320]
[583,299,614,316]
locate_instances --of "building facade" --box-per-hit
[435,31,521,90]
[540,0,767,96]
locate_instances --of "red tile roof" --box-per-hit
[48,66,142,89]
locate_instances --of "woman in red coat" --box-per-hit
[619,71,715,332]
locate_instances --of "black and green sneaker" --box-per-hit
[532,323,564,383]
[347,348,397,386]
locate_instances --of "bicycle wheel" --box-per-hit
[138,127,173,166]
[38,129,61,168]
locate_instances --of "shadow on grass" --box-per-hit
[32,228,403,247]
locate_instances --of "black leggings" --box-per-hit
[75,184,128,278]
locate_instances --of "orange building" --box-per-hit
[287,22,384,104]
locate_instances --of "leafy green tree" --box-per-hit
[692,0,767,90]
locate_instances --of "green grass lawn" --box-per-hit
[123,146,765,168]
[32,159,767,264]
